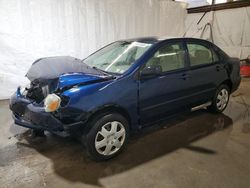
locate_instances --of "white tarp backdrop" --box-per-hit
[185,6,250,60]
[0,0,186,99]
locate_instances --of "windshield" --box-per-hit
[83,41,152,74]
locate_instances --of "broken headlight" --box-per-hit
[44,94,61,112]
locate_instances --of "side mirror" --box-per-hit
[140,65,162,78]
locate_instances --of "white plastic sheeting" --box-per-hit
[175,0,210,8]
[185,6,250,60]
[0,0,186,99]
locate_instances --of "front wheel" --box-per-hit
[209,84,230,113]
[83,113,129,161]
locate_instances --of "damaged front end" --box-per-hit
[10,87,67,132]
[9,56,113,133]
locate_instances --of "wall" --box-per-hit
[185,6,250,60]
[0,0,186,99]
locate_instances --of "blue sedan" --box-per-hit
[10,37,241,160]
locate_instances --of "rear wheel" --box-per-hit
[83,113,129,161]
[209,84,230,113]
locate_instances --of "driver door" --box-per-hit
[139,41,191,126]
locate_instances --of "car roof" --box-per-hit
[122,36,211,44]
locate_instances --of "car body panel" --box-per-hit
[61,76,139,129]
[57,73,113,89]
[139,70,192,125]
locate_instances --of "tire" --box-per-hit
[83,113,129,161]
[209,84,230,113]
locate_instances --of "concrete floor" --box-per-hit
[0,79,250,188]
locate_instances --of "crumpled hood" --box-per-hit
[26,56,113,90]
[26,56,105,81]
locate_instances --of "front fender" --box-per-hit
[60,77,139,130]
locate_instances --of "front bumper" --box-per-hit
[10,87,83,132]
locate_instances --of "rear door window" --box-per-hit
[187,43,217,66]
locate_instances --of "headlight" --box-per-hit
[44,94,61,112]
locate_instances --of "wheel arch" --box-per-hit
[219,79,232,93]
[83,104,132,134]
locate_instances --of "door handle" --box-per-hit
[181,73,191,80]
[216,65,221,71]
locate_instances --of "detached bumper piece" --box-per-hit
[10,88,81,132]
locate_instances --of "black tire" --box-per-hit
[83,113,129,161]
[208,84,230,113]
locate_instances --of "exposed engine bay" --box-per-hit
[26,82,44,103]
[21,79,58,104]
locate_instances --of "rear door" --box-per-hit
[185,39,227,106]
[139,40,192,126]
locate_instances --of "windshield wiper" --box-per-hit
[92,66,114,76]
[82,61,118,77]
[81,61,111,76]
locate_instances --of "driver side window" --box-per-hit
[145,42,185,73]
